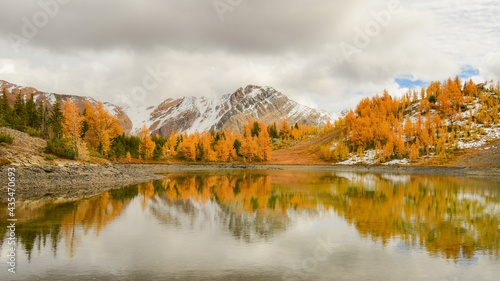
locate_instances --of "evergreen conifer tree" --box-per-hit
[49,97,64,139]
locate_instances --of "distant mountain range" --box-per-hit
[0,80,338,137]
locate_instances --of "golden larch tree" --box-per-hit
[62,98,88,160]
[216,135,231,162]
[166,132,178,158]
[83,101,122,155]
[279,118,290,138]
[256,121,272,161]
[463,79,477,97]
[240,125,256,162]
[161,143,169,159]
[138,125,156,160]
[179,135,196,161]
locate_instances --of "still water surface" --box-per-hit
[1,170,500,280]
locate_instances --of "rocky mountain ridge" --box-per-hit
[1,80,338,137]
[124,85,338,136]
[0,80,133,134]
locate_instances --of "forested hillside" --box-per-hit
[314,77,500,166]
[0,89,327,163]
[1,77,499,166]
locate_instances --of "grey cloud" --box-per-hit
[0,0,361,54]
[0,0,499,113]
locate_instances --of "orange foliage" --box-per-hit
[256,121,272,161]
[62,98,88,160]
[83,101,122,155]
[139,125,156,159]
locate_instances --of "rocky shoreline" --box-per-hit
[0,164,165,203]
[1,163,500,203]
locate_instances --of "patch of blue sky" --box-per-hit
[459,65,479,79]
[395,75,429,89]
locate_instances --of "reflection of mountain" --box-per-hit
[146,173,298,242]
[152,172,500,259]
[1,171,499,262]
[149,195,291,243]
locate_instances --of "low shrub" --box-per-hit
[45,154,56,161]
[0,132,14,144]
[25,127,41,138]
[45,138,77,159]
[0,119,10,127]
[89,149,106,159]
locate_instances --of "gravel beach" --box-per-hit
[2,163,500,202]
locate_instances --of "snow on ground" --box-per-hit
[381,159,411,166]
[455,126,500,150]
[336,149,377,165]
[333,90,500,166]
[335,149,411,166]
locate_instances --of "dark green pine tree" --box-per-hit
[49,97,64,139]
[0,90,12,125]
[80,107,89,139]
[26,94,40,129]
[13,93,27,130]
[37,101,49,139]
[251,121,260,137]
[267,122,279,139]
[152,134,166,160]
[110,135,126,159]
[213,131,220,143]
[233,138,241,155]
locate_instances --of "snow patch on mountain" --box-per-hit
[125,85,341,136]
[123,105,156,134]
[185,96,229,134]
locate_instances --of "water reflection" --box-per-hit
[332,172,500,260]
[156,171,500,260]
[1,170,499,264]
[0,185,137,260]
[150,172,293,242]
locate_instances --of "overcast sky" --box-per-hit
[0,0,499,112]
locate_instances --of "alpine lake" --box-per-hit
[1,169,500,280]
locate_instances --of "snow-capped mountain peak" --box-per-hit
[124,85,339,136]
[1,80,339,137]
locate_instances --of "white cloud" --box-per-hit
[0,0,498,113]
[0,59,16,74]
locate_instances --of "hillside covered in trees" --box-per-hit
[0,89,325,163]
[313,77,500,166]
[1,77,499,166]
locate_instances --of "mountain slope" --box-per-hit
[0,80,132,134]
[124,85,339,136]
[1,80,339,137]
